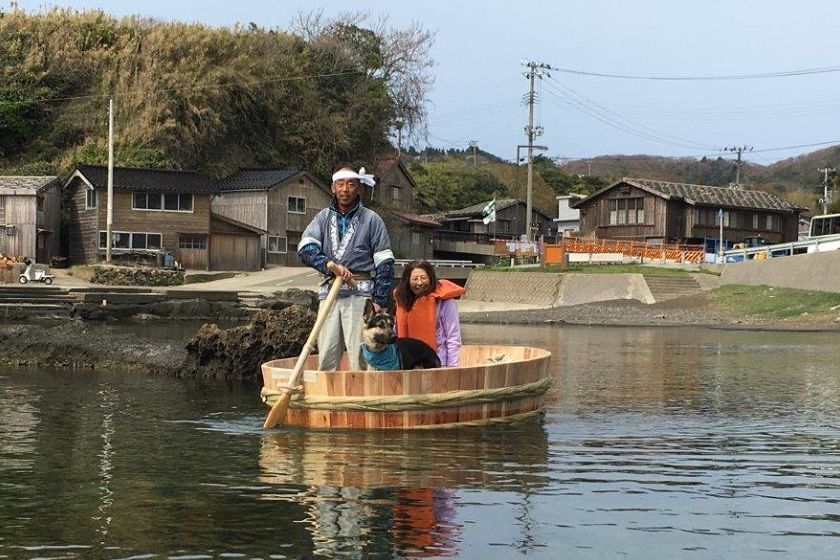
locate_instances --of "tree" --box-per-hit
[292,10,434,147]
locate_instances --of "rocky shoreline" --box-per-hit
[3,290,839,378]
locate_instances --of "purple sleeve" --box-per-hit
[437,298,462,367]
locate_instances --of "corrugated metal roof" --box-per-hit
[75,165,214,193]
[215,168,303,191]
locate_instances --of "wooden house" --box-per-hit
[430,199,554,263]
[213,168,332,267]
[0,176,61,263]
[64,165,263,271]
[434,198,554,240]
[572,178,803,245]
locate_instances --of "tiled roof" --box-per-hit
[216,168,303,191]
[75,165,214,193]
[622,178,802,211]
[386,208,441,228]
[441,198,519,218]
[0,176,59,194]
[439,199,554,220]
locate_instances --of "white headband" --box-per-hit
[331,167,376,187]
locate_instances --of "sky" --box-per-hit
[14,0,840,168]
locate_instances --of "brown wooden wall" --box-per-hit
[210,191,267,231]
[685,207,799,243]
[0,193,36,258]
[66,178,99,264]
[374,165,414,211]
[577,185,665,240]
[384,217,434,261]
[265,176,331,266]
[210,233,261,271]
[99,190,212,251]
[67,180,213,265]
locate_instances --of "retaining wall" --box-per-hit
[464,271,655,307]
[720,250,840,293]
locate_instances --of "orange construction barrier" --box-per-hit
[545,237,704,264]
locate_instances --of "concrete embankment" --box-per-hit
[720,250,840,293]
[463,270,710,307]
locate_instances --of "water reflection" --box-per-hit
[259,423,549,557]
[1,325,839,559]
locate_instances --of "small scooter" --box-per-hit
[19,259,55,285]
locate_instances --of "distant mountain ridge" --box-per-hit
[555,146,840,191]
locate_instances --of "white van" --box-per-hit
[807,214,840,252]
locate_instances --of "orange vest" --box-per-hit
[395,279,465,349]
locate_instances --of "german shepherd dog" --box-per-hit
[360,299,441,371]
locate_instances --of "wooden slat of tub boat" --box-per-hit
[260,344,551,429]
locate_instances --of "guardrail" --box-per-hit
[722,234,840,261]
[394,259,485,268]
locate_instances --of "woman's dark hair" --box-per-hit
[394,260,438,312]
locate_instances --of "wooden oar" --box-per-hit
[262,276,344,429]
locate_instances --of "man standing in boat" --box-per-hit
[298,165,395,371]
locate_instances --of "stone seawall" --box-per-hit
[720,250,840,293]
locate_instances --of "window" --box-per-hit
[131,233,163,250]
[179,236,206,250]
[765,214,780,232]
[391,186,401,202]
[37,195,45,212]
[608,198,644,225]
[810,215,840,237]
[288,196,305,214]
[132,191,193,212]
[411,231,420,246]
[86,188,97,210]
[0,195,5,223]
[268,236,287,254]
[99,230,162,250]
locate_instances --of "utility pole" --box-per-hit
[106,97,115,263]
[469,140,478,166]
[818,167,836,215]
[723,145,753,188]
[523,60,551,241]
[395,116,404,158]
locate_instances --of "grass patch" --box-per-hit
[486,263,691,276]
[709,284,840,319]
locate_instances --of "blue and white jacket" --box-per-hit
[298,197,395,307]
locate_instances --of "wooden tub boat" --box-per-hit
[260,344,552,429]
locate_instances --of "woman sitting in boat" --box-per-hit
[393,260,465,367]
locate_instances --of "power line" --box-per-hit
[551,65,840,81]
[542,78,718,151]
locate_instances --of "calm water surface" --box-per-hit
[2,324,839,559]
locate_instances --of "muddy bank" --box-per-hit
[1,294,320,380]
[5,289,839,377]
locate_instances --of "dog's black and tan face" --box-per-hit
[361,299,397,352]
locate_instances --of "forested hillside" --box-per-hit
[0,8,432,179]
